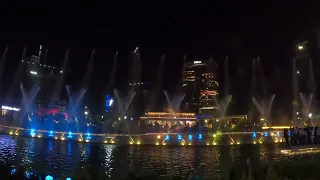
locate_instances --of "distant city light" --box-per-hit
[2,105,20,111]
[30,71,37,75]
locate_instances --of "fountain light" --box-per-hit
[111,140,114,143]
[259,141,263,144]
[85,139,89,142]
[275,140,278,143]
[188,143,191,145]
[213,142,217,145]
[177,134,182,140]
[188,134,192,140]
[230,142,233,145]
[157,135,161,139]
[298,45,304,50]
[45,175,54,180]
[49,131,54,137]
[67,131,73,139]
[181,143,185,146]
[252,132,257,138]
[78,138,83,142]
[213,134,216,137]
[61,137,65,140]
[137,141,141,145]
[15,133,19,135]
[37,135,42,138]
[104,140,107,143]
[237,142,240,145]
[9,132,13,135]
[264,131,268,137]
[206,143,210,145]
[253,141,256,144]
[162,143,166,145]
[198,134,202,139]
[55,137,58,139]
[156,142,159,145]
[30,129,35,137]
[276,132,280,137]
[129,141,133,145]
[165,134,169,141]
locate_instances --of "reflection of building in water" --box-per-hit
[140,112,197,132]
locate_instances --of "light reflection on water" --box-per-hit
[0,134,319,179]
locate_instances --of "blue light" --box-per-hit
[252,132,257,138]
[66,178,72,180]
[45,175,54,180]
[198,134,202,139]
[10,168,17,175]
[30,129,35,137]
[105,95,113,112]
[188,134,192,140]
[67,131,72,138]
[49,131,54,137]
[165,134,169,141]
[177,134,182,140]
[25,171,33,178]
[86,133,92,140]
[264,131,269,137]
[276,131,280,137]
[288,131,291,136]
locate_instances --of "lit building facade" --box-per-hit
[182,60,219,115]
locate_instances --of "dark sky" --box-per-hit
[0,1,319,114]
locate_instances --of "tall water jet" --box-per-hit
[83,49,95,89]
[50,49,69,106]
[65,85,86,135]
[106,51,118,92]
[113,88,136,134]
[299,93,313,126]
[163,90,185,113]
[213,56,231,130]
[0,46,8,96]
[252,95,275,126]
[18,83,40,129]
[6,47,27,104]
[292,58,299,125]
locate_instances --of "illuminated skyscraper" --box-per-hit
[182,59,219,115]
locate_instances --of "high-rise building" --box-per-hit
[182,60,219,115]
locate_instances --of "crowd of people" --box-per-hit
[283,127,320,146]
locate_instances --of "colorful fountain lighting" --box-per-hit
[67,131,73,138]
[85,133,92,140]
[157,135,161,139]
[276,131,280,137]
[252,132,257,138]
[9,132,13,135]
[30,129,35,137]
[198,134,202,139]
[177,134,182,140]
[45,175,54,180]
[49,131,54,137]
[264,131,269,137]
[188,134,192,140]
[165,134,169,141]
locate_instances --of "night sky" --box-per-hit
[0,2,319,115]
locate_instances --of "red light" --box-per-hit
[200,90,217,96]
